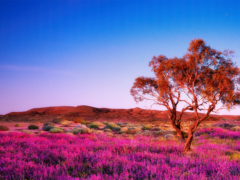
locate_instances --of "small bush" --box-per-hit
[119,131,126,134]
[127,129,136,135]
[89,124,99,129]
[49,128,64,133]
[60,121,71,127]
[142,125,151,130]
[73,118,84,123]
[216,123,235,129]
[84,128,93,134]
[72,128,84,134]
[127,128,141,134]
[42,125,55,131]
[42,122,55,131]
[0,125,9,131]
[112,127,121,131]
[116,122,126,127]
[104,122,120,130]
[81,120,90,126]
[154,131,163,136]
[90,121,104,127]
[60,121,69,125]
[15,124,22,127]
[28,125,39,130]
[74,124,87,129]
[72,128,92,134]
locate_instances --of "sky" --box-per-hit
[0,0,240,115]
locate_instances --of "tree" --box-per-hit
[130,62,190,140]
[130,39,240,152]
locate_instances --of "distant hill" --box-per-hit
[1,105,240,123]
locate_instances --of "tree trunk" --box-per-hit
[175,127,185,140]
[184,131,194,153]
[169,115,185,140]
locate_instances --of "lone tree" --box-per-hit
[131,39,240,152]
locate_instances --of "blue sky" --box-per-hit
[0,0,240,115]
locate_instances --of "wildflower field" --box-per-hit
[0,126,240,180]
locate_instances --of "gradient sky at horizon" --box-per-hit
[0,0,240,115]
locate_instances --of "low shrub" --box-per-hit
[73,118,84,123]
[126,129,136,135]
[42,122,55,131]
[154,131,163,136]
[72,128,92,134]
[15,124,22,127]
[72,128,84,134]
[60,121,69,125]
[42,125,55,131]
[89,124,99,129]
[142,125,151,130]
[81,120,90,126]
[74,124,87,129]
[90,121,105,127]
[49,128,64,133]
[84,128,93,134]
[116,122,126,127]
[28,125,39,130]
[60,121,71,127]
[0,125,9,131]
[104,122,120,130]
[112,127,121,131]
[127,128,141,135]
[119,131,126,134]
[215,123,236,129]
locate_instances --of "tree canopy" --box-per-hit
[131,39,240,152]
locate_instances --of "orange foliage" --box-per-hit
[131,39,240,152]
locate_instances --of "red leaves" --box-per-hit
[131,39,240,152]
[130,77,159,103]
[131,38,240,119]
